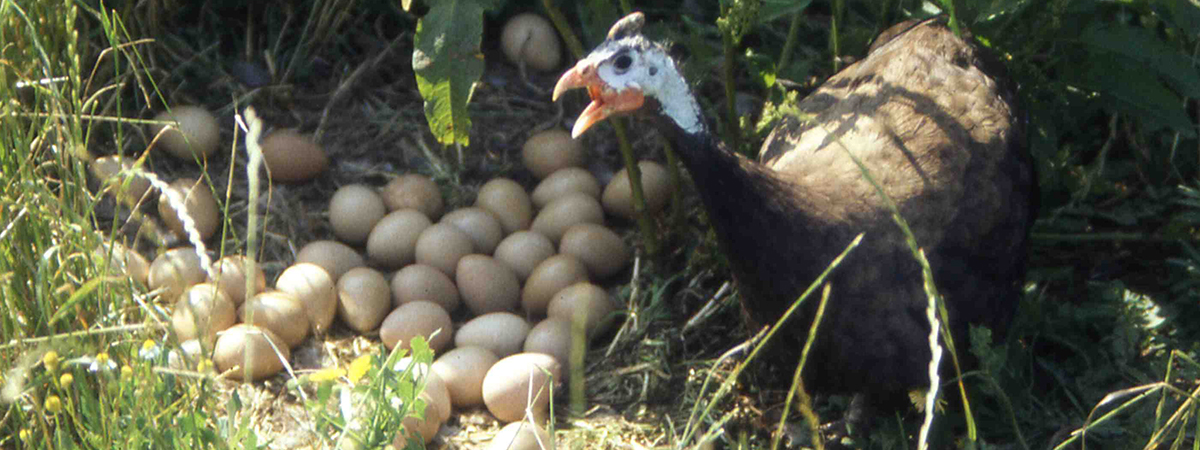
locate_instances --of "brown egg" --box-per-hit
[209,255,266,306]
[475,178,532,235]
[149,247,208,302]
[150,106,220,161]
[379,301,454,352]
[414,223,474,277]
[547,282,617,337]
[602,160,675,220]
[531,167,601,208]
[454,312,530,358]
[96,241,150,286]
[432,346,499,408]
[381,174,444,220]
[558,223,631,279]
[296,240,364,281]
[366,209,432,269]
[456,255,520,315]
[493,231,555,282]
[393,391,443,445]
[172,282,236,346]
[524,317,573,367]
[329,184,386,245]
[521,254,589,315]
[482,353,562,423]
[441,207,504,254]
[90,155,151,203]
[390,264,460,311]
[336,267,391,333]
[487,422,553,450]
[158,177,219,241]
[500,13,562,72]
[212,324,291,381]
[274,263,338,334]
[392,358,452,422]
[530,193,604,244]
[240,291,310,348]
[258,129,328,182]
[522,129,585,179]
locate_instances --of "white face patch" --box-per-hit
[592,38,707,135]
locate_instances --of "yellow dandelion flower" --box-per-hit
[348,354,373,384]
[309,367,345,383]
[43,351,60,372]
[59,373,73,387]
[44,395,62,414]
[121,365,133,380]
[19,429,30,441]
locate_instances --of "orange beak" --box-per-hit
[553,59,645,138]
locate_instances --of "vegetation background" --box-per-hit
[1,0,1198,449]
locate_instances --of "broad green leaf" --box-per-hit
[1082,52,1195,135]
[1082,24,1200,101]
[413,0,487,147]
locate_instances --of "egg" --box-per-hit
[432,346,499,408]
[158,177,220,241]
[392,357,452,422]
[149,247,208,302]
[521,254,589,315]
[486,422,552,450]
[521,129,585,179]
[547,282,617,337]
[366,209,432,269]
[393,391,443,445]
[414,223,474,277]
[475,178,532,235]
[381,174,444,220]
[336,267,391,333]
[329,184,386,245]
[390,264,460,311]
[296,240,364,281]
[171,282,236,346]
[441,207,504,254]
[239,291,310,348]
[209,255,266,306]
[258,129,328,182]
[89,155,151,203]
[602,160,675,220]
[456,255,520,315]
[482,352,562,423]
[167,338,205,370]
[96,241,150,286]
[531,167,601,208]
[212,324,291,381]
[492,231,555,282]
[523,317,573,367]
[380,300,454,352]
[558,223,631,279]
[500,13,562,72]
[455,312,530,359]
[274,263,338,334]
[530,193,604,244]
[150,106,220,161]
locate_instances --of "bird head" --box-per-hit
[554,13,702,138]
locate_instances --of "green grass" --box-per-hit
[4,0,1200,449]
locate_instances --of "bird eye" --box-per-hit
[614,54,633,72]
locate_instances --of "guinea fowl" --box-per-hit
[553,12,1035,435]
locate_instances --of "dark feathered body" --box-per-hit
[662,18,1034,395]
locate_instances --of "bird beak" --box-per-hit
[553,59,645,138]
